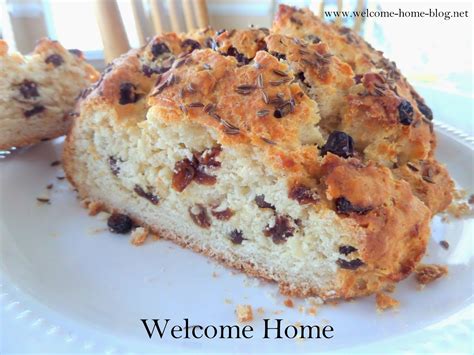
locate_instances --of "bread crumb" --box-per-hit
[256,307,265,315]
[283,298,294,308]
[151,233,161,240]
[298,305,305,313]
[307,306,317,316]
[224,298,232,304]
[375,292,399,311]
[306,296,323,306]
[446,201,472,218]
[130,227,148,246]
[273,310,283,315]
[453,188,467,200]
[383,283,396,293]
[87,201,104,216]
[235,304,253,322]
[415,264,448,285]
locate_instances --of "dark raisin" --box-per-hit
[269,51,286,61]
[226,47,250,65]
[45,54,64,67]
[194,146,221,167]
[335,197,372,215]
[273,102,292,119]
[19,80,39,99]
[336,258,364,270]
[339,245,357,255]
[142,65,158,77]
[151,42,170,59]
[305,34,321,44]
[172,159,196,192]
[194,167,217,185]
[108,156,121,176]
[354,74,363,84]
[264,215,295,244]
[320,131,354,158]
[230,229,244,244]
[255,195,275,210]
[134,185,159,205]
[289,185,319,205]
[189,204,211,228]
[107,213,133,234]
[416,100,433,121]
[181,39,201,52]
[119,82,139,105]
[439,240,449,250]
[216,29,226,36]
[290,16,303,26]
[68,49,82,57]
[398,99,414,125]
[211,208,234,221]
[24,105,45,117]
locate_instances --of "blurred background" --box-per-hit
[0,0,472,133]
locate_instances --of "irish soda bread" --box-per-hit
[0,39,98,149]
[64,8,452,300]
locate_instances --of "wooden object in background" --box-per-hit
[168,0,181,32]
[182,0,196,31]
[94,0,130,63]
[150,0,164,34]
[193,0,209,28]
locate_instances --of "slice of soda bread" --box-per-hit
[0,39,98,149]
[64,27,434,300]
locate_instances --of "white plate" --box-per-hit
[0,122,473,353]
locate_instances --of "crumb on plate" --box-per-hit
[376,292,399,311]
[415,263,448,285]
[130,227,149,246]
[283,298,294,308]
[235,304,253,322]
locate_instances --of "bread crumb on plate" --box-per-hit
[130,227,149,246]
[235,304,253,322]
[375,292,399,311]
[415,264,448,285]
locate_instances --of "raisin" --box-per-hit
[205,37,218,50]
[108,156,121,176]
[134,185,159,205]
[270,51,286,61]
[336,258,364,270]
[181,39,201,52]
[151,42,170,59]
[24,105,45,117]
[194,146,221,167]
[19,80,39,99]
[398,99,414,125]
[173,147,221,192]
[172,159,196,192]
[107,213,133,234]
[320,131,354,158]
[189,204,211,228]
[211,208,234,221]
[45,54,64,67]
[119,82,139,105]
[194,167,217,185]
[142,65,159,77]
[230,229,244,244]
[416,100,433,121]
[289,185,319,205]
[273,102,292,119]
[339,245,357,255]
[226,47,250,65]
[255,195,275,210]
[353,74,363,84]
[335,197,372,215]
[264,215,294,244]
[305,34,321,44]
